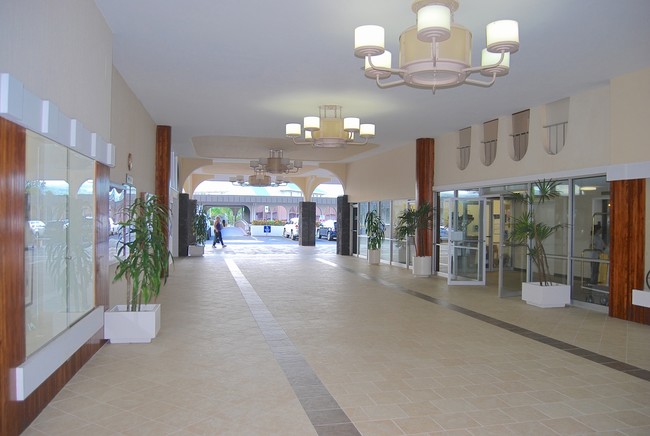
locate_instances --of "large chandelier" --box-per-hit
[353,0,519,93]
[230,170,289,188]
[249,149,302,174]
[229,150,299,187]
[286,104,375,148]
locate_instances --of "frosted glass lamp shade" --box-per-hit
[486,20,519,54]
[417,4,451,42]
[305,130,313,140]
[286,123,301,137]
[364,50,392,79]
[344,117,360,132]
[304,116,320,131]
[481,49,509,76]
[354,25,385,57]
[359,124,375,138]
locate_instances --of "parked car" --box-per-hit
[317,220,337,241]
[283,218,299,240]
[28,220,46,237]
[109,218,120,235]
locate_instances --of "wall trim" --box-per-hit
[12,307,104,401]
[0,73,114,167]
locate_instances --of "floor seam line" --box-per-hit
[224,259,362,436]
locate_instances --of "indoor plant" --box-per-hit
[395,202,434,276]
[509,179,569,307]
[189,206,209,256]
[106,194,173,342]
[364,210,385,265]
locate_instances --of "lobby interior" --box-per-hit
[2,1,650,435]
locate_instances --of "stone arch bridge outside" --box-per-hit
[192,193,338,225]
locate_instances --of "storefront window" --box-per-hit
[25,131,95,356]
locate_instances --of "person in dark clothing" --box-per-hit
[212,216,226,248]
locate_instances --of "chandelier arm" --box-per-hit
[366,55,404,75]
[376,76,406,89]
[463,51,505,74]
[347,138,370,146]
[464,73,498,88]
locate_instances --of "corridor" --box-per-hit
[23,241,650,435]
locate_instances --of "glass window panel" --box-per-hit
[358,202,368,257]
[571,176,610,306]
[25,131,95,356]
[392,199,409,265]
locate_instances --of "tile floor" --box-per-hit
[23,236,650,435]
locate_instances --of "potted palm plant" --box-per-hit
[395,202,434,276]
[509,179,569,307]
[364,210,385,265]
[106,194,173,343]
[188,206,209,256]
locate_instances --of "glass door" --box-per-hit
[448,197,485,285]
[497,195,527,297]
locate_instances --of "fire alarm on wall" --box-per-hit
[127,153,133,171]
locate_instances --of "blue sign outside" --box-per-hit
[263,225,271,233]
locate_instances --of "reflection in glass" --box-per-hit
[24,131,95,356]
[572,176,610,306]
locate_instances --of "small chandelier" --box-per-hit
[249,149,302,174]
[286,104,375,148]
[230,170,289,188]
[353,0,520,93]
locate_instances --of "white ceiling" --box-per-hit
[94,0,650,183]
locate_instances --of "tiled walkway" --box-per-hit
[23,237,650,435]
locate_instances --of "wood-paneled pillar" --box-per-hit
[0,116,27,436]
[610,179,647,323]
[156,125,171,250]
[416,138,435,257]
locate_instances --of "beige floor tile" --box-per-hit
[21,247,650,436]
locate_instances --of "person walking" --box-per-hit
[212,216,226,248]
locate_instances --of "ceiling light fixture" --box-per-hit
[249,149,302,174]
[353,0,519,93]
[230,150,299,187]
[286,104,375,148]
[230,170,289,188]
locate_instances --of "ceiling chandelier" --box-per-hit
[230,170,289,188]
[229,150,299,187]
[249,149,302,174]
[353,0,519,93]
[286,104,375,148]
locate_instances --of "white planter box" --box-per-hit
[632,289,650,308]
[368,249,380,265]
[188,244,205,256]
[522,282,570,308]
[413,256,432,277]
[104,304,161,343]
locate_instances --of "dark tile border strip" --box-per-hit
[225,259,361,436]
[327,260,650,383]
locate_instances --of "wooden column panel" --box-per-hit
[95,163,110,309]
[610,179,647,323]
[416,138,435,257]
[0,116,27,436]
[156,125,171,206]
[156,126,171,250]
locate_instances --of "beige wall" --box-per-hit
[0,0,157,195]
[0,0,113,140]
[345,144,416,202]
[434,84,611,189]
[610,67,650,164]
[109,68,157,194]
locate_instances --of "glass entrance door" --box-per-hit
[497,195,527,297]
[448,197,485,285]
